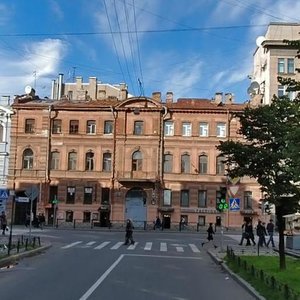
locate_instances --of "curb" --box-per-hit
[0,243,52,268]
[207,249,266,300]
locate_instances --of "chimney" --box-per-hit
[213,92,223,105]
[76,76,83,90]
[58,73,64,100]
[51,79,56,99]
[224,93,234,104]
[152,92,161,102]
[89,77,97,100]
[119,83,128,100]
[166,92,173,103]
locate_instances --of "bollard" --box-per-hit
[17,240,20,253]
[33,237,36,248]
[197,223,199,232]
[144,221,146,231]
[38,237,41,246]
[73,219,76,229]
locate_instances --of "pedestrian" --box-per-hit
[124,219,135,245]
[180,216,186,230]
[266,219,275,247]
[38,213,46,230]
[256,220,267,247]
[202,223,217,248]
[0,211,7,235]
[238,221,248,246]
[246,220,256,246]
[153,216,161,230]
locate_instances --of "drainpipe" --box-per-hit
[110,106,117,221]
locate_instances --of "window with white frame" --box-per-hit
[68,152,77,170]
[199,122,208,137]
[134,121,144,135]
[198,215,205,226]
[164,121,174,136]
[22,148,34,169]
[163,189,172,206]
[182,122,192,136]
[86,120,96,134]
[25,119,35,133]
[278,58,285,73]
[278,85,294,99]
[104,120,113,134]
[216,156,225,175]
[132,151,142,171]
[287,58,294,73]
[216,122,226,137]
[103,153,112,171]
[50,151,60,170]
[85,152,94,171]
[52,119,62,134]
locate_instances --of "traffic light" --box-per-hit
[216,187,228,212]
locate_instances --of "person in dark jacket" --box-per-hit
[257,220,267,247]
[0,211,7,235]
[124,219,135,245]
[266,219,275,247]
[202,223,217,248]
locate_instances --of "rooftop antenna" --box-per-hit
[138,78,144,97]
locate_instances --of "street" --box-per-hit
[0,229,257,300]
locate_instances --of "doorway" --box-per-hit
[163,214,171,229]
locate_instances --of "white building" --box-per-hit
[250,22,300,105]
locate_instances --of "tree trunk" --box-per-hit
[276,205,286,270]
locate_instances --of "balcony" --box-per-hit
[116,171,159,183]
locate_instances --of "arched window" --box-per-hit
[216,156,225,175]
[132,151,142,171]
[103,152,111,171]
[23,148,33,169]
[85,152,94,171]
[181,154,190,173]
[163,154,173,173]
[68,152,77,170]
[199,155,208,174]
[50,151,60,170]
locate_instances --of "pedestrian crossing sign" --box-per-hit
[229,198,240,211]
[0,189,9,199]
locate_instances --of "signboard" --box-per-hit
[229,198,240,211]
[16,196,30,203]
[0,189,9,199]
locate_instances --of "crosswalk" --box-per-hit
[61,241,202,254]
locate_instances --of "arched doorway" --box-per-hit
[125,187,147,228]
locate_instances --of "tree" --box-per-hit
[217,96,300,270]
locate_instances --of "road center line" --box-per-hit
[79,254,124,300]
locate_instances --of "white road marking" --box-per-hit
[111,242,124,250]
[79,255,124,300]
[86,241,96,246]
[94,241,110,250]
[144,242,152,251]
[176,246,184,252]
[160,242,167,252]
[127,242,138,250]
[189,244,200,253]
[61,241,82,249]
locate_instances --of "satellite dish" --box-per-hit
[25,85,33,94]
[256,36,266,47]
[247,81,260,95]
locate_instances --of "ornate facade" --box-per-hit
[7,91,261,228]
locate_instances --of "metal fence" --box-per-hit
[226,246,300,300]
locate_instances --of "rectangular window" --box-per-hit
[163,189,172,206]
[50,152,60,170]
[84,187,93,204]
[287,58,294,74]
[181,154,190,173]
[86,120,96,134]
[199,122,208,137]
[278,58,285,73]
[83,211,91,223]
[198,216,205,226]
[198,190,207,207]
[278,85,285,97]
[101,188,110,204]
[103,153,112,171]
[104,120,113,134]
[216,122,226,137]
[69,120,79,134]
[163,154,173,173]
[25,119,35,133]
[52,119,62,134]
[164,121,174,136]
[134,121,143,135]
[66,186,76,204]
[182,122,192,136]
[180,190,189,207]
[244,191,252,209]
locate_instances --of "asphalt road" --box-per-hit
[0,229,257,300]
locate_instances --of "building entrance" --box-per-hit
[163,214,171,229]
[125,187,147,228]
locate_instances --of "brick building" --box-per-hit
[7,88,261,228]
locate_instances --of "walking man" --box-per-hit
[266,219,275,247]
[124,219,135,245]
[0,211,7,235]
[202,223,217,248]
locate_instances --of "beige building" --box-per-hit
[7,87,262,229]
[250,22,300,105]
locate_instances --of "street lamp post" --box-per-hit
[8,189,15,256]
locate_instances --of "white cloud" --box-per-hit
[0,39,67,98]
[49,0,64,21]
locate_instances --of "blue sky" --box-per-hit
[0,0,299,103]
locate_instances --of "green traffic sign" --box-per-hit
[52,199,58,204]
